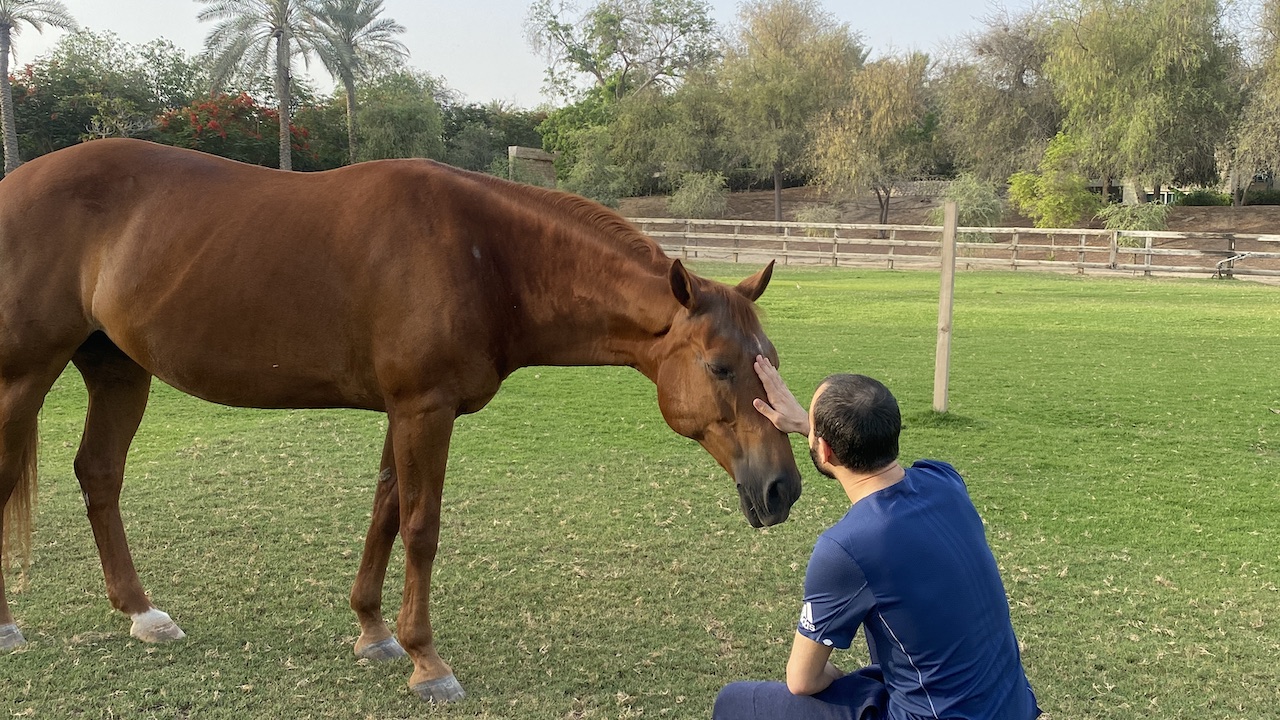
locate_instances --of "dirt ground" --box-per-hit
[617,186,1280,235]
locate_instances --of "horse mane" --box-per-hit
[464,169,669,269]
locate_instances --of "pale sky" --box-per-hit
[11,0,1029,108]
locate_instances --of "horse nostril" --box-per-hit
[765,477,789,511]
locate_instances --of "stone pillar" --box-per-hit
[507,146,557,188]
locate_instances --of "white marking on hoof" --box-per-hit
[411,674,466,703]
[355,635,407,661]
[130,609,186,643]
[0,623,25,651]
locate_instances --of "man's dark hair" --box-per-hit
[812,374,901,472]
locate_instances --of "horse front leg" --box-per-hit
[350,428,407,661]
[388,397,465,703]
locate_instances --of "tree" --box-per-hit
[809,53,939,227]
[1044,0,1239,198]
[0,0,77,174]
[525,0,718,100]
[1231,0,1280,203]
[441,101,544,173]
[199,0,318,171]
[935,7,1062,183]
[308,0,407,164]
[719,0,865,221]
[10,31,203,159]
[355,70,444,161]
[1007,131,1102,227]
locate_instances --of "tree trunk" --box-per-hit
[1101,175,1112,204]
[870,184,890,238]
[0,30,21,176]
[275,29,293,172]
[772,160,783,224]
[344,74,359,165]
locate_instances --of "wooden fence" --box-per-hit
[628,218,1280,280]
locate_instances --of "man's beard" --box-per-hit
[809,442,835,480]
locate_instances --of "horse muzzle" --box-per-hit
[734,466,802,528]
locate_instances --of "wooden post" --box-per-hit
[933,201,958,414]
[1011,232,1019,269]
[1108,231,1119,269]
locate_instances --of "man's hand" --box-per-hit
[752,355,811,435]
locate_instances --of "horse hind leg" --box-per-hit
[1,365,67,651]
[71,334,183,643]
[350,428,408,661]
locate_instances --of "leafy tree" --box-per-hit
[809,53,939,227]
[308,0,407,163]
[0,0,77,174]
[10,30,202,159]
[1044,0,1239,196]
[719,0,866,221]
[525,0,718,100]
[1231,0,1280,203]
[154,92,283,166]
[355,70,444,161]
[441,101,544,173]
[667,170,727,217]
[927,173,1006,242]
[1007,132,1102,227]
[935,7,1062,183]
[199,0,318,171]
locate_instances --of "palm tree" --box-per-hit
[198,0,316,171]
[0,0,77,175]
[309,0,407,164]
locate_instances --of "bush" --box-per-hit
[928,174,1004,242]
[1243,188,1280,205]
[1096,203,1169,246]
[1174,189,1231,206]
[795,203,842,236]
[668,172,728,219]
[1006,133,1103,228]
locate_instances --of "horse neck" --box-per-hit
[504,225,676,376]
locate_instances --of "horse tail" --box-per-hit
[2,421,38,571]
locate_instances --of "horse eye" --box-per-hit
[708,364,734,381]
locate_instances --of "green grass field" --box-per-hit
[3,267,1278,719]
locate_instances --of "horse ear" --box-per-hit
[735,260,775,302]
[669,259,700,311]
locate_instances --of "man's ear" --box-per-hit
[816,436,838,468]
[669,259,701,311]
[735,260,775,302]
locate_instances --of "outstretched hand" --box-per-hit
[752,355,810,436]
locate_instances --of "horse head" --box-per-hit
[651,260,802,528]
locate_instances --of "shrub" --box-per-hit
[1243,188,1280,205]
[1174,189,1231,206]
[795,203,842,236]
[668,172,728,219]
[1096,203,1169,246]
[928,173,1004,242]
[1006,133,1103,228]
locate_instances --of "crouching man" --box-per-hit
[713,358,1041,720]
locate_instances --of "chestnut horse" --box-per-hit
[0,139,801,702]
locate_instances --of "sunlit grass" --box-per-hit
[3,267,1277,719]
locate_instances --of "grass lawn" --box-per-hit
[3,266,1277,719]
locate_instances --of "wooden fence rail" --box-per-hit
[629,218,1280,280]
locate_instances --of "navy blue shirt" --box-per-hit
[798,460,1039,720]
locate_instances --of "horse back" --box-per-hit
[0,139,510,412]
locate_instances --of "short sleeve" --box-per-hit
[797,536,873,650]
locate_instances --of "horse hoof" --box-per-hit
[411,674,467,703]
[355,636,407,661]
[130,609,186,643]
[0,623,25,651]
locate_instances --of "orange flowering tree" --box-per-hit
[155,92,317,169]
